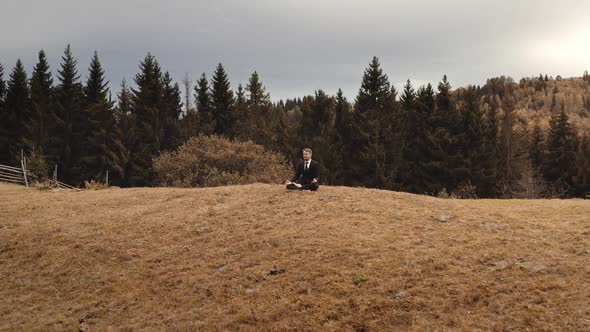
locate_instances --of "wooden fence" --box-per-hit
[0,157,75,189]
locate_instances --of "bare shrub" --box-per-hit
[451,181,478,199]
[84,180,107,190]
[436,188,450,199]
[508,163,549,198]
[31,180,54,190]
[153,135,292,188]
[26,147,49,180]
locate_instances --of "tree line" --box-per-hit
[0,46,588,197]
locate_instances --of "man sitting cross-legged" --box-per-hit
[285,147,320,191]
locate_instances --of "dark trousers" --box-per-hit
[286,182,319,191]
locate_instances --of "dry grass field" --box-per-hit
[0,182,589,331]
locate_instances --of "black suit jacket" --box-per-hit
[291,159,320,184]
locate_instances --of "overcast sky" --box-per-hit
[1,0,589,103]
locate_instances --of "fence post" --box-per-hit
[105,170,109,188]
[21,150,28,187]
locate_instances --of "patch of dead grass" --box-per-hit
[0,183,589,331]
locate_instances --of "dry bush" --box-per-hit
[30,180,54,190]
[26,147,49,180]
[436,188,450,199]
[84,180,107,190]
[511,164,549,199]
[153,135,292,188]
[451,181,478,199]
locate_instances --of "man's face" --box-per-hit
[302,150,312,161]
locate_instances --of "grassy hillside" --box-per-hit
[0,183,589,331]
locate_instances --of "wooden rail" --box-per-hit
[0,161,75,189]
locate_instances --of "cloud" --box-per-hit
[1,0,588,101]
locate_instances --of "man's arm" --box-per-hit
[311,162,320,182]
[290,161,302,182]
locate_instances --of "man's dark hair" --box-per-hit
[302,147,312,154]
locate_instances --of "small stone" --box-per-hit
[432,212,454,223]
[490,260,511,271]
[194,224,209,235]
[515,261,547,272]
[394,290,410,299]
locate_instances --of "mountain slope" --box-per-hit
[0,183,589,331]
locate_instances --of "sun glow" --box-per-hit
[524,24,590,72]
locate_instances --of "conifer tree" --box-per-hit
[233,83,249,140]
[129,53,164,186]
[529,123,544,171]
[210,63,235,137]
[194,73,214,135]
[574,134,590,196]
[243,71,273,145]
[542,110,578,196]
[28,50,53,154]
[0,63,5,111]
[0,64,5,157]
[460,86,489,196]
[480,97,499,197]
[351,56,396,188]
[1,60,30,165]
[80,51,118,183]
[431,75,464,193]
[161,71,182,151]
[398,81,439,194]
[332,89,354,185]
[301,90,335,183]
[48,45,84,184]
[235,83,246,106]
[496,92,529,195]
[112,80,134,186]
[180,76,200,141]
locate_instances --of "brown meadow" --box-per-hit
[0,183,589,331]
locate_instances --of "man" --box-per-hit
[285,148,320,191]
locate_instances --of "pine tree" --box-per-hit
[112,80,134,186]
[270,102,294,160]
[480,97,499,197]
[574,134,590,196]
[48,45,84,184]
[161,71,182,151]
[497,91,529,195]
[194,73,214,135]
[2,60,31,165]
[398,81,439,194]
[180,76,200,142]
[27,50,53,154]
[0,63,9,164]
[210,63,235,137]
[243,71,273,145]
[529,123,544,171]
[80,51,119,183]
[460,86,488,196]
[301,90,335,183]
[431,75,464,193]
[236,83,246,106]
[233,83,249,140]
[542,110,578,196]
[332,89,354,185]
[129,53,164,186]
[351,56,396,188]
[0,63,5,110]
